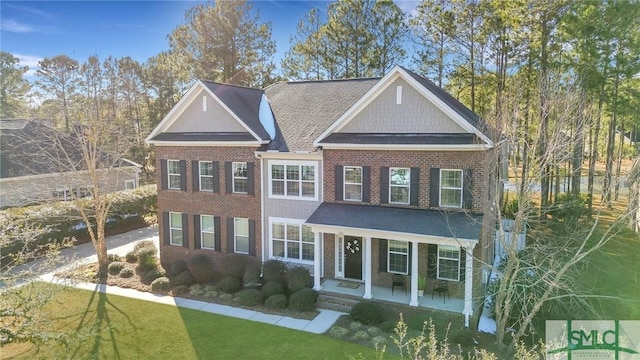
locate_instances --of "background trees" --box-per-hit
[0,52,31,119]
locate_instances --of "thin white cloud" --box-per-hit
[1,19,35,33]
[13,53,44,76]
[4,3,53,19]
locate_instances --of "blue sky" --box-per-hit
[1,1,418,78]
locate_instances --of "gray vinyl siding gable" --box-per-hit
[166,89,248,133]
[338,78,467,134]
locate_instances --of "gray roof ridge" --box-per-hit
[266,76,381,88]
[199,79,264,92]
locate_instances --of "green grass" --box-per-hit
[4,285,382,359]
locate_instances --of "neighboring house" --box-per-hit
[0,119,141,208]
[146,66,500,327]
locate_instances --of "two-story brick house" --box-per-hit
[146,66,498,327]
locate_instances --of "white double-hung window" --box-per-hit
[270,218,314,263]
[388,240,409,274]
[167,160,181,190]
[440,169,463,208]
[200,215,215,250]
[343,166,362,201]
[269,161,317,200]
[169,212,183,246]
[199,161,214,191]
[437,245,461,281]
[389,167,410,204]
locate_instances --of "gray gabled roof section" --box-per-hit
[306,203,483,240]
[201,80,270,141]
[321,133,481,145]
[263,78,378,152]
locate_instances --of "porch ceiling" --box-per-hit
[306,203,483,242]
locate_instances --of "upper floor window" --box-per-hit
[388,240,409,274]
[440,169,463,208]
[233,162,248,194]
[344,166,362,201]
[389,167,410,204]
[269,161,317,200]
[199,161,214,192]
[168,160,182,190]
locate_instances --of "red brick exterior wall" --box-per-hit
[155,146,261,266]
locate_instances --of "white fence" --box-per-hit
[494,219,526,258]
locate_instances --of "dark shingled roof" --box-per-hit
[306,203,483,240]
[201,80,270,141]
[264,78,378,152]
[321,133,482,145]
[151,132,257,142]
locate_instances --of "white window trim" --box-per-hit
[200,214,215,250]
[387,240,409,275]
[124,179,137,190]
[437,245,461,281]
[167,159,181,190]
[199,161,214,192]
[439,169,463,208]
[268,217,314,265]
[268,160,319,201]
[232,162,248,194]
[234,217,249,254]
[169,211,183,246]
[343,166,362,202]
[389,167,411,205]
[54,186,72,201]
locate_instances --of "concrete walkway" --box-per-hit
[32,226,345,335]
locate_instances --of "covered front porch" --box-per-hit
[321,278,466,314]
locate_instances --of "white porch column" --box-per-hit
[363,237,372,299]
[409,241,419,306]
[463,245,474,327]
[313,231,322,291]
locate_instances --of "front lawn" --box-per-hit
[3,284,382,359]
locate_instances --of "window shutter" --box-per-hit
[460,248,466,282]
[429,168,440,208]
[362,166,371,202]
[225,162,232,194]
[247,162,255,196]
[463,169,473,209]
[192,160,199,192]
[162,212,170,245]
[193,215,201,249]
[226,217,234,253]
[410,167,420,206]
[378,239,388,272]
[214,216,221,251]
[182,213,189,248]
[335,165,343,201]
[407,242,412,275]
[248,219,256,256]
[427,244,437,279]
[212,161,220,193]
[380,167,389,204]
[180,160,187,191]
[160,160,168,190]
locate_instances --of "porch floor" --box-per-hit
[320,279,465,314]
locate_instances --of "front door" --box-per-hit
[344,236,363,280]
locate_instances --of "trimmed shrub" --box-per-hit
[137,246,157,271]
[219,293,233,301]
[151,277,170,292]
[350,301,383,325]
[367,326,382,336]
[171,271,195,287]
[203,284,216,292]
[264,294,287,309]
[172,285,189,295]
[378,320,397,333]
[262,260,286,282]
[243,257,261,284]
[371,336,388,347]
[352,331,370,342]
[234,289,263,306]
[189,284,205,296]
[288,288,318,312]
[119,268,134,278]
[133,240,156,253]
[286,266,312,292]
[107,253,120,263]
[204,290,218,298]
[215,276,242,294]
[171,259,188,276]
[329,326,349,338]
[187,254,215,283]
[220,254,250,280]
[107,261,125,275]
[350,322,363,330]
[261,281,285,300]
[143,267,166,283]
[125,251,137,263]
